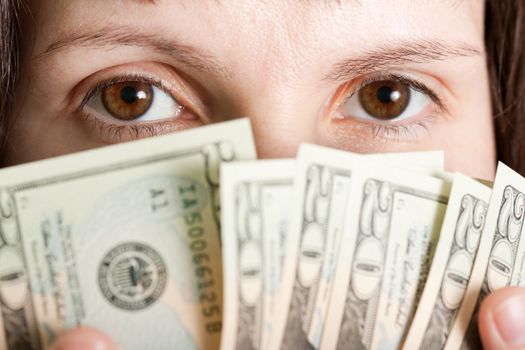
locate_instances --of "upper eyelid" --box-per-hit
[346,73,447,113]
[78,74,168,111]
[76,70,213,122]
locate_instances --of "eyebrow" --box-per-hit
[324,39,482,82]
[34,25,231,79]
[35,25,480,85]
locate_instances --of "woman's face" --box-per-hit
[5,0,495,179]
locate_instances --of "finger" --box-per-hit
[478,286,525,350]
[52,327,118,350]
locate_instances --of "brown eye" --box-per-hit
[101,82,154,121]
[358,80,410,120]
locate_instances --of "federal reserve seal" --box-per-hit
[98,242,167,311]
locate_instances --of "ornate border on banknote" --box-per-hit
[459,185,524,349]
[281,164,352,350]
[0,142,233,350]
[234,180,291,350]
[336,178,448,350]
[421,194,487,349]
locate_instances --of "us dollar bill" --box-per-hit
[0,119,256,350]
[220,160,294,350]
[445,163,525,350]
[270,144,445,350]
[402,174,491,350]
[321,165,450,350]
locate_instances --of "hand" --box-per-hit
[479,287,525,350]
[52,327,117,350]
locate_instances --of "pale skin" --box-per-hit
[4,0,523,349]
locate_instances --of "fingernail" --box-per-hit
[493,295,525,346]
[52,331,114,350]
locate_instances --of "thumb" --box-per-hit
[479,286,525,350]
[52,327,118,350]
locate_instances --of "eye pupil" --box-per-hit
[359,80,410,120]
[377,86,395,104]
[120,85,142,104]
[102,82,154,121]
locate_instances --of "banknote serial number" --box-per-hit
[183,207,222,334]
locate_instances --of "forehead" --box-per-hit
[27,0,485,88]
[36,0,480,24]
[34,0,483,46]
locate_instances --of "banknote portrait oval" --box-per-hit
[239,241,263,306]
[98,242,167,311]
[487,239,513,292]
[441,250,472,310]
[298,223,324,287]
[0,246,28,310]
[351,237,383,300]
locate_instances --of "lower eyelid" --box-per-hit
[329,72,447,120]
[331,113,437,144]
[366,121,431,142]
[77,108,205,143]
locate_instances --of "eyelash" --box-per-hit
[339,72,446,141]
[77,71,445,143]
[78,73,173,111]
[77,73,195,141]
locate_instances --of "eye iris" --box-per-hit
[102,82,154,121]
[359,80,410,120]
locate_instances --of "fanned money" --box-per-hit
[220,160,294,350]
[322,163,450,350]
[445,163,525,350]
[0,119,256,350]
[1,113,516,350]
[402,174,491,350]
[271,144,446,350]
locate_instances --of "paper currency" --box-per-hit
[220,160,294,350]
[271,144,446,350]
[445,163,525,350]
[321,164,450,350]
[0,119,256,350]
[402,174,491,350]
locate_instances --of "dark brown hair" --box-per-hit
[0,0,21,156]
[1,1,525,173]
[486,0,525,173]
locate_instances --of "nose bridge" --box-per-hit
[228,55,319,158]
[237,89,317,159]
[218,3,320,157]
